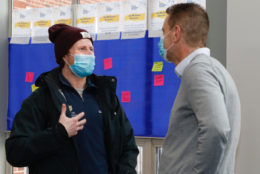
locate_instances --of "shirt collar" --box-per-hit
[59,73,96,89]
[175,47,210,78]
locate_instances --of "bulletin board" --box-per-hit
[8,32,180,137]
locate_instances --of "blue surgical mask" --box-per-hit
[68,54,95,78]
[158,31,174,63]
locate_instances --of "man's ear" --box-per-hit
[172,25,182,43]
[62,54,69,66]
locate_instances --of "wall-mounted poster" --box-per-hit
[11,9,32,44]
[75,3,97,40]
[121,0,147,39]
[97,2,121,40]
[53,6,72,26]
[148,0,187,38]
[31,7,53,43]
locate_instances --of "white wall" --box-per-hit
[0,0,9,173]
[207,0,227,66]
[227,0,260,174]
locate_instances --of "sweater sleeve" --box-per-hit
[183,63,231,174]
[5,88,69,167]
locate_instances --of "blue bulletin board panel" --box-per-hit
[8,33,180,137]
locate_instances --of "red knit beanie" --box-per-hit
[48,24,93,65]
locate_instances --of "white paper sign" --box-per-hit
[148,0,187,38]
[11,9,32,44]
[75,4,97,39]
[31,8,53,43]
[121,0,147,39]
[53,6,72,26]
[97,2,121,40]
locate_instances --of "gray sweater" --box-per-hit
[159,54,241,174]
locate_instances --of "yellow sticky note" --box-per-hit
[76,17,95,24]
[125,13,145,21]
[55,19,72,25]
[151,11,167,19]
[15,21,31,29]
[31,84,39,92]
[152,61,163,72]
[100,15,119,23]
[34,20,52,27]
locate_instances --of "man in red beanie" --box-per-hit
[6,24,139,174]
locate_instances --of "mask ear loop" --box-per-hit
[165,29,175,51]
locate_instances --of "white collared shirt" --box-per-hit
[175,47,210,78]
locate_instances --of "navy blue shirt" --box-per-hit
[59,73,108,174]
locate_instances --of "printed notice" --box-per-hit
[97,2,121,40]
[75,3,97,39]
[53,6,72,26]
[121,0,147,39]
[11,9,32,44]
[31,7,53,43]
[148,0,186,38]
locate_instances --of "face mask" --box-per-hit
[67,54,95,78]
[158,31,174,63]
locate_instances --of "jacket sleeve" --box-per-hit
[183,63,231,174]
[116,97,139,174]
[5,88,69,167]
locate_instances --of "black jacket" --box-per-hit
[6,67,139,174]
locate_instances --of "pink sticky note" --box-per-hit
[121,91,131,103]
[25,72,34,83]
[154,74,164,86]
[104,57,113,70]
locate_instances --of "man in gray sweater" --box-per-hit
[158,3,241,174]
